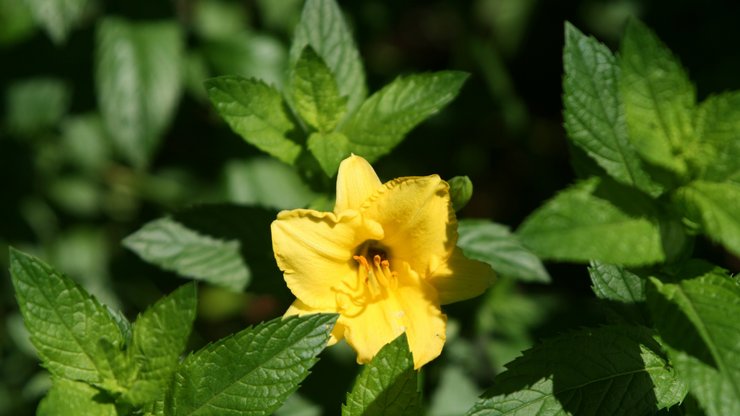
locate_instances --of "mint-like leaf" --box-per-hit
[672,181,740,257]
[96,18,183,169]
[458,219,550,283]
[341,71,468,162]
[588,262,645,303]
[291,0,366,113]
[517,177,664,266]
[123,217,250,292]
[342,334,422,416]
[167,314,337,416]
[124,283,197,405]
[466,325,687,415]
[648,263,740,416]
[620,19,694,176]
[205,75,301,165]
[694,92,740,182]
[9,248,124,386]
[589,261,649,324]
[291,46,347,132]
[37,378,117,416]
[307,131,351,176]
[563,22,662,196]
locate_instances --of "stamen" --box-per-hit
[347,249,398,301]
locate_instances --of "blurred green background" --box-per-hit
[2,0,739,414]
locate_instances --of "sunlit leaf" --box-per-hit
[693,92,740,182]
[124,283,197,405]
[291,46,347,133]
[9,248,124,386]
[673,181,740,257]
[123,217,250,292]
[517,177,664,266]
[343,334,422,416]
[167,314,337,416]
[341,71,468,163]
[458,219,550,283]
[205,76,300,164]
[37,378,117,416]
[291,0,366,113]
[620,19,694,176]
[563,22,662,196]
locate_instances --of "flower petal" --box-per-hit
[394,264,447,369]
[361,175,456,276]
[271,209,383,309]
[341,264,446,368]
[428,247,496,304]
[284,299,345,345]
[335,155,382,213]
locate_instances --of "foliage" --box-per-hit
[2,0,739,415]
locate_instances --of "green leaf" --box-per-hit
[341,71,468,162]
[589,261,649,324]
[448,176,474,212]
[223,157,318,209]
[647,263,740,416]
[291,46,347,132]
[167,314,338,416]
[291,0,366,113]
[37,378,117,416]
[124,283,197,405]
[466,325,687,415]
[693,92,740,182]
[620,19,695,176]
[170,204,284,294]
[5,77,70,136]
[458,219,550,283]
[588,261,645,303]
[23,0,89,44]
[673,181,740,257]
[307,131,351,176]
[205,75,301,165]
[342,334,422,416]
[96,18,184,168]
[517,177,664,266]
[9,248,124,386]
[562,22,662,196]
[123,217,250,292]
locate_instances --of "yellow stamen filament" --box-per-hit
[332,252,399,317]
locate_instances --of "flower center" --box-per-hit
[332,240,398,315]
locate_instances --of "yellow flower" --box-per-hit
[271,155,495,368]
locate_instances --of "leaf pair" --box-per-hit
[520,20,740,264]
[10,248,340,415]
[205,0,468,176]
[10,248,196,412]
